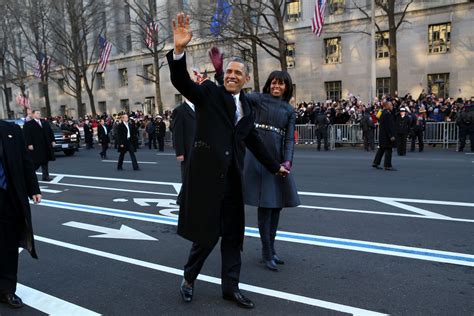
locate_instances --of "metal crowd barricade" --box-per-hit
[297,122,459,150]
[295,124,316,144]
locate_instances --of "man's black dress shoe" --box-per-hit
[372,164,382,170]
[223,291,255,309]
[133,168,141,171]
[117,167,123,170]
[272,255,285,265]
[42,176,53,181]
[179,279,193,303]
[264,259,279,271]
[384,167,397,171]
[0,293,24,308]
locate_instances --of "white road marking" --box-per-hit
[16,284,101,316]
[44,173,474,208]
[63,221,157,241]
[102,160,157,164]
[34,235,386,316]
[133,198,177,207]
[298,205,474,223]
[113,198,129,202]
[156,153,176,156]
[375,199,451,219]
[49,175,64,184]
[35,199,474,267]
[40,182,177,197]
[39,186,62,194]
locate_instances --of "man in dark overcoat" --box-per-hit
[0,120,41,309]
[156,116,166,152]
[23,110,55,181]
[97,119,110,159]
[396,107,411,156]
[372,101,397,170]
[169,13,288,309]
[83,120,94,149]
[116,114,139,171]
[171,99,196,205]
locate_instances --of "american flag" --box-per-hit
[311,0,327,37]
[98,35,112,71]
[145,16,159,48]
[15,93,30,108]
[33,52,51,78]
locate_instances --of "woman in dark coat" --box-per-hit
[244,71,300,271]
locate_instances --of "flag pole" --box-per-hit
[370,0,376,105]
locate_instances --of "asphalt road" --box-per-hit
[1,144,473,316]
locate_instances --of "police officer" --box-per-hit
[456,103,474,152]
[83,120,94,149]
[410,108,426,152]
[360,109,375,151]
[315,107,330,151]
[396,107,411,156]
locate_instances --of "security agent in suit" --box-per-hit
[156,116,167,152]
[314,107,330,151]
[116,114,140,171]
[360,110,375,151]
[0,120,41,309]
[372,101,397,171]
[97,119,110,159]
[22,110,56,181]
[171,99,196,205]
[169,13,289,309]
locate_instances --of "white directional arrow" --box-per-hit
[133,198,177,208]
[63,221,157,241]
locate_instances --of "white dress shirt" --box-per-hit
[124,122,130,139]
[185,99,195,112]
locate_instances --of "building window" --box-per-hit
[144,96,155,114]
[375,31,389,59]
[58,78,65,94]
[428,23,450,54]
[175,94,183,105]
[143,64,155,83]
[241,49,252,62]
[325,37,341,64]
[286,43,295,68]
[376,77,390,99]
[120,99,130,112]
[329,0,345,15]
[126,34,132,52]
[286,0,301,22]
[98,101,107,114]
[124,4,131,23]
[6,87,12,102]
[38,83,44,98]
[179,0,191,11]
[119,68,128,87]
[97,72,105,89]
[325,81,341,101]
[428,73,449,98]
[59,105,66,116]
[100,11,107,33]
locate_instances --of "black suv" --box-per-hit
[6,119,79,156]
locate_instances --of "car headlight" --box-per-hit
[70,134,77,140]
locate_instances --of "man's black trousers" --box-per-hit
[183,166,242,294]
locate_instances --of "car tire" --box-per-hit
[63,149,75,156]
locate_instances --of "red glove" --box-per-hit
[209,46,224,77]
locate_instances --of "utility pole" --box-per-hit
[370,0,376,104]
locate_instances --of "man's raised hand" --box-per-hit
[172,13,192,54]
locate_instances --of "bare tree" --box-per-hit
[353,0,414,96]
[12,0,54,116]
[0,1,32,116]
[125,0,170,114]
[49,0,105,117]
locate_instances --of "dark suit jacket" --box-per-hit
[379,109,396,148]
[23,119,55,166]
[116,122,137,153]
[97,124,110,144]
[84,124,93,143]
[0,120,41,258]
[167,50,280,248]
[171,102,196,159]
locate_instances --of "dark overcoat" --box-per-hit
[83,124,93,143]
[23,119,55,167]
[0,120,41,258]
[167,50,280,248]
[378,109,396,148]
[116,122,137,153]
[243,93,300,208]
[97,124,110,144]
[171,102,196,159]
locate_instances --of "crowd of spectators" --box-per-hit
[295,91,471,125]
